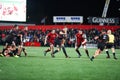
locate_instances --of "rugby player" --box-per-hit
[75,30,90,58]
[90,30,109,61]
[53,28,70,58]
[44,30,58,57]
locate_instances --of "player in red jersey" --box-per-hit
[44,30,58,57]
[75,30,90,58]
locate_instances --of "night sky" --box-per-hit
[27,0,120,24]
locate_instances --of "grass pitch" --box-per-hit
[0,46,120,80]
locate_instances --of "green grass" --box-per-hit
[0,46,120,80]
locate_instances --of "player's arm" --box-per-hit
[63,27,67,34]
[20,34,23,43]
[12,41,16,46]
[75,35,77,45]
[56,33,58,37]
[60,28,67,35]
[60,31,67,35]
[94,36,99,40]
[44,35,48,45]
[106,35,109,43]
[59,31,64,35]
[82,34,87,45]
[20,34,24,47]
[113,35,115,43]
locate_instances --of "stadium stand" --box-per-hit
[0,25,120,48]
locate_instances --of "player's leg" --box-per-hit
[17,46,23,56]
[90,49,102,61]
[22,47,27,56]
[90,43,104,61]
[1,48,6,56]
[44,48,51,56]
[20,43,27,56]
[60,39,70,58]
[53,39,61,54]
[44,43,51,56]
[105,49,110,58]
[75,43,81,58]
[13,48,19,58]
[53,45,61,54]
[61,43,70,58]
[0,51,4,57]
[105,43,110,58]
[4,50,10,57]
[50,44,55,57]
[83,45,90,58]
[111,47,117,59]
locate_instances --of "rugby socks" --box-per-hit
[85,49,90,58]
[2,49,6,56]
[62,46,68,57]
[106,51,110,58]
[53,50,59,54]
[45,49,51,53]
[22,48,27,56]
[90,56,94,61]
[113,53,117,60]
[44,49,51,56]
[76,49,81,56]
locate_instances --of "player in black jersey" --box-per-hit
[5,25,27,57]
[0,43,19,57]
[15,29,27,57]
[53,28,70,58]
[90,30,109,61]
[4,25,19,45]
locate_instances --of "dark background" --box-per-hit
[2,0,120,25]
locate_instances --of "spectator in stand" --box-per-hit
[0,28,120,49]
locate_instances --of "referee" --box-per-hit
[105,30,117,59]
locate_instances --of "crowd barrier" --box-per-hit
[0,25,120,31]
[24,42,41,47]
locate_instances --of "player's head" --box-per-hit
[6,44,11,48]
[13,25,19,30]
[78,30,83,34]
[107,30,112,34]
[63,27,68,31]
[24,26,28,31]
[18,31,22,35]
[51,30,55,34]
[101,30,106,34]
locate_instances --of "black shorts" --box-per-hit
[75,43,82,48]
[5,35,14,45]
[2,48,7,55]
[55,38,62,46]
[5,39,13,45]
[106,43,114,49]
[97,43,106,51]
[15,40,21,46]
[12,48,18,55]
[8,52,14,56]
[47,42,55,47]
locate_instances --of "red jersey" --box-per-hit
[75,33,85,44]
[47,33,58,44]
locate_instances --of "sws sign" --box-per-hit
[53,16,83,23]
